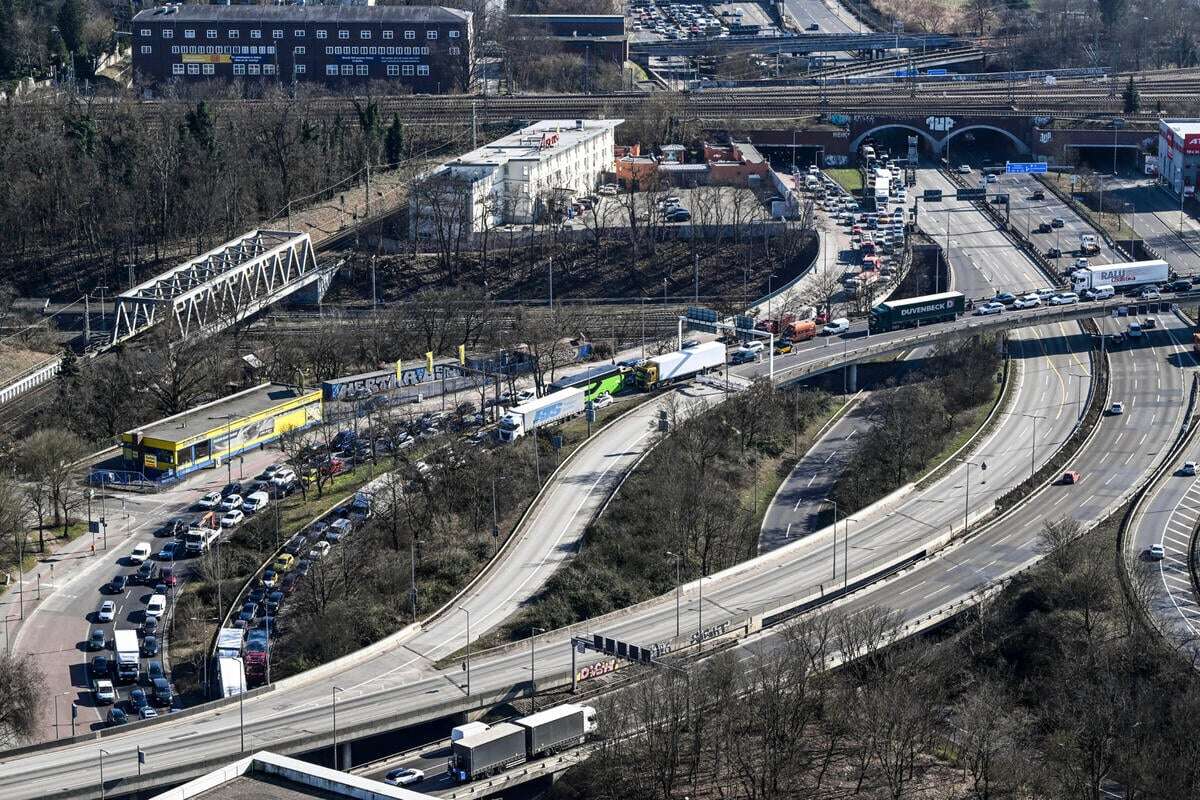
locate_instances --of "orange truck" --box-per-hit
[782,319,817,342]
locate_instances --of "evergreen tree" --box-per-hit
[1123,76,1140,114]
[384,114,404,167]
[56,0,86,54]
[186,101,216,153]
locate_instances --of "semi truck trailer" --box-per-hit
[635,341,725,389]
[114,629,140,683]
[449,704,598,783]
[497,387,585,442]
[868,291,965,333]
[1070,260,1168,293]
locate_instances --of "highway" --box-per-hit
[1106,177,1200,275]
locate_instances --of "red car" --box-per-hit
[161,567,177,587]
[1061,470,1081,485]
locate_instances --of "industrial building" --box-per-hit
[1158,118,1200,200]
[409,119,622,237]
[118,383,322,481]
[131,4,472,93]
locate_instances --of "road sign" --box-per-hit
[733,314,755,331]
[686,306,717,333]
[1005,161,1048,174]
[956,188,985,200]
[923,188,943,202]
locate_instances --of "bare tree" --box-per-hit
[0,653,44,748]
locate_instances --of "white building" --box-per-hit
[410,119,621,238]
[1157,118,1200,199]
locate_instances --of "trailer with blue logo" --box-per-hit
[497,387,586,442]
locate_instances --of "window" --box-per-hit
[417,64,429,75]
[140,28,151,37]
[387,64,399,76]
[316,29,327,39]
[340,64,352,75]
[229,29,239,38]
[405,29,415,39]
[202,63,214,75]
[263,64,276,75]
[184,29,195,39]
[427,30,437,40]
[248,63,261,75]
[207,29,216,39]
[294,29,305,37]
[422,46,429,54]
[449,46,460,55]
[273,30,283,39]
[140,45,152,54]
[338,29,349,39]
[187,63,199,75]
[250,29,262,39]
[360,29,371,39]
[172,63,185,75]
[383,30,393,39]
[294,64,306,74]
[326,64,338,76]
[402,64,414,76]
[351,46,359,55]
[356,64,368,75]
[233,64,246,75]
[325,46,332,54]
[171,45,179,54]
[293,46,305,55]
[449,29,460,38]
[162,29,173,38]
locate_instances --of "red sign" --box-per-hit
[1186,134,1200,155]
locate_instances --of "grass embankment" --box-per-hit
[453,383,837,656]
[168,393,651,697]
[826,168,863,194]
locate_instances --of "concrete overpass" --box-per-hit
[630,31,961,57]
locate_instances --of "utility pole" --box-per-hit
[84,292,91,344]
[365,161,371,218]
[471,101,478,149]
[693,253,699,303]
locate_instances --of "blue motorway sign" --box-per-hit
[686,306,718,333]
[1005,161,1048,174]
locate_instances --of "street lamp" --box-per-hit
[529,627,546,712]
[98,748,111,800]
[459,606,471,696]
[824,498,838,583]
[665,550,682,637]
[234,656,247,753]
[1069,372,1088,420]
[1012,412,1045,480]
[956,458,986,535]
[331,686,345,771]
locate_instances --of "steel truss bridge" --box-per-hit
[109,230,320,348]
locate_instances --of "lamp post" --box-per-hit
[331,686,345,771]
[1013,412,1045,480]
[825,498,838,583]
[98,748,111,800]
[1069,372,1088,420]
[208,414,238,487]
[957,458,986,534]
[529,626,546,711]
[235,656,246,753]
[460,606,471,696]
[665,550,682,637]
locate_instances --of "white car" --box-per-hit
[271,469,296,487]
[263,463,285,478]
[93,678,116,705]
[1050,292,1079,305]
[129,543,152,564]
[958,164,971,174]
[309,541,332,560]
[1181,461,1197,477]
[1147,543,1165,560]
[985,173,998,183]
[973,302,1005,316]
[1141,287,1162,300]
[1035,288,1058,300]
[220,509,245,528]
[96,600,116,623]
[591,392,615,409]
[219,494,243,512]
[197,491,222,510]
[1108,401,1125,415]
[821,318,850,335]
[1013,294,1041,309]
[384,768,425,787]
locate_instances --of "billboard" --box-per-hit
[686,306,717,333]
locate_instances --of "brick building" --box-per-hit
[132,4,472,93]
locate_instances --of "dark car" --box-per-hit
[1168,279,1192,292]
[88,629,106,651]
[993,292,1018,306]
[295,559,311,577]
[158,517,190,538]
[107,574,128,594]
[237,607,256,626]
[147,661,165,682]
[107,707,128,727]
[141,636,159,657]
[1031,190,1045,200]
[1047,247,1062,259]
[221,482,243,498]
[129,688,149,711]
[152,677,174,706]
[142,617,158,638]
[247,588,267,605]
[153,582,167,597]
[266,591,285,613]
[280,573,299,595]
[90,656,110,678]
[136,562,157,584]
[257,613,276,632]
[1036,222,1052,233]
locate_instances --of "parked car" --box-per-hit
[220,509,245,528]
[272,553,296,573]
[260,570,279,589]
[308,541,331,560]
[266,590,285,613]
[197,491,222,510]
[326,518,352,542]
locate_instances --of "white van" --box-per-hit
[242,491,270,513]
[130,543,152,564]
[1090,284,1115,300]
[145,594,167,619]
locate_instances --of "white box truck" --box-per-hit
[217,656,246,698]
[114,629,140,683]
[1071,260,1168,293]
[635,341,726,389]
[497,387,585,442]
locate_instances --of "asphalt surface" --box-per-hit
[783,0,857,34]
[1105,177,1200,275]
[1003,172,1126,268]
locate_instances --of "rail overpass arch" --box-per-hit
[940,124,1030,156]
[849,124,939,156]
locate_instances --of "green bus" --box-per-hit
[868,291,965,333]
[550,364,629,402]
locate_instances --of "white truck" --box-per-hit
[634,341,726,390]
[184,526,220,556]
[497,387,585,442]
[1079,233,1100,255]
[217,656,246,698]
[1070,259,1169,294]
[113,629,140,684]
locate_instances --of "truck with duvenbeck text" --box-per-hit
[868,291,965,333]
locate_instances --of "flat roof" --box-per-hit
[446,119,622,170]
[126,383,315,444]
[1162,119,1200,137]
[133,5,470,24]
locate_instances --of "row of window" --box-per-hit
[146,27,459,41]
[142,44,458,58]
[168,61,430,78]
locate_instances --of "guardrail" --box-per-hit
[0,354,62,406]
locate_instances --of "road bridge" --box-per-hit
[108,230,327,349]
[629,32,961,57]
